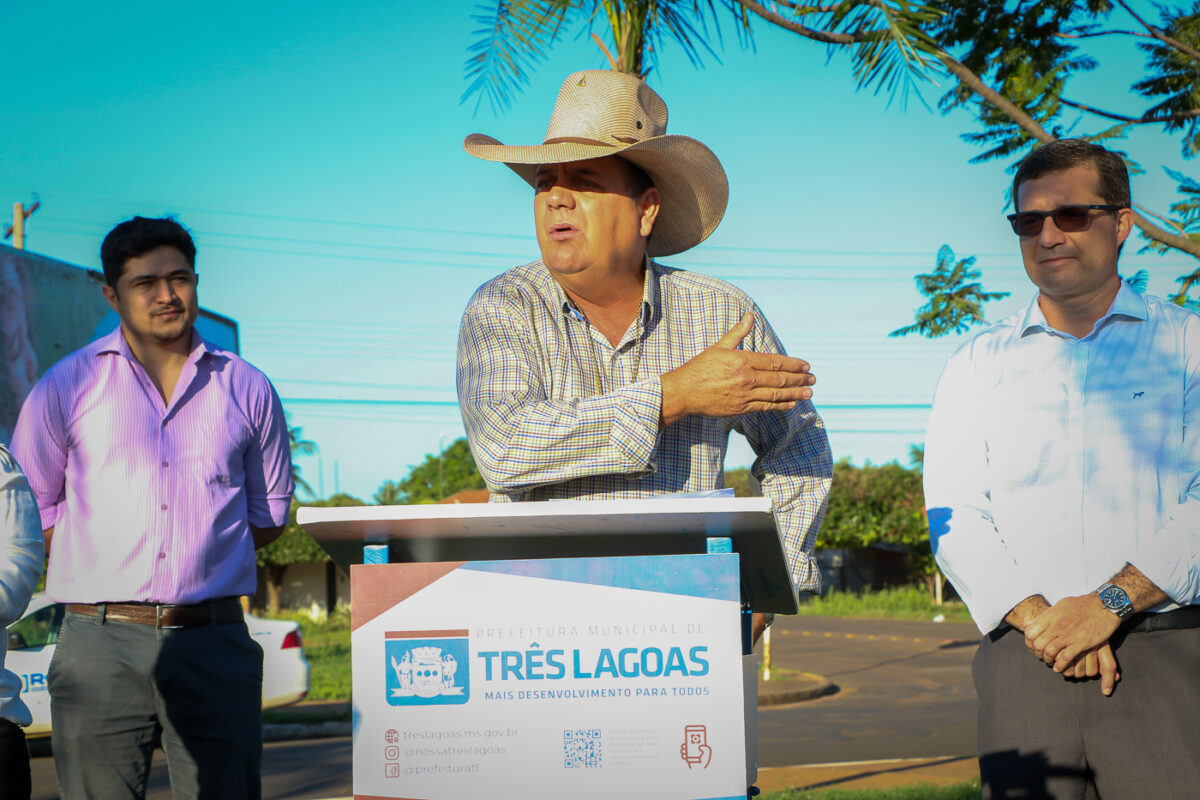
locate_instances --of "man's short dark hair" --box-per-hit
[1012,139,1131,211]
[100,216,196,289]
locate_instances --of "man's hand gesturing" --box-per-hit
[660,313,815,426]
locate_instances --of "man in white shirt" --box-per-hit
[0,444,44,800]
[924,138,1200,799]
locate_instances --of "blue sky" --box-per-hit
[3,1,1193,500]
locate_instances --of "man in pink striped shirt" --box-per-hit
[11,216,293,800]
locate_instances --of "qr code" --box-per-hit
[563,729,602,768]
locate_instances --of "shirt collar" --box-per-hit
[642,256,660,327]
[1019,279,1148,338]
[557,254,656,328]
[95,326,215,366]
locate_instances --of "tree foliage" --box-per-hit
[757,0,1200,287]
[819,458,932,574]
[375,437,487,505]
[891,244,1010,338]
[723,467,758,496]
[287,419,317,500]
[373,480,405,505]
[464,0,751,113]
[256,493,366,613]
[257,494,366,570]
[1151,166,1200,307]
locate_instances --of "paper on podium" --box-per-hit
[300,495,799,614]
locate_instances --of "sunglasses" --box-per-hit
[1007,204,1122,236]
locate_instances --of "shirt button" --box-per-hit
[161,461,169,468]
[161,504,168,511]
[159,553,166,559]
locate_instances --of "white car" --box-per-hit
[6,593,310,737]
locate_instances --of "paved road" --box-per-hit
[30,614,981,798]
[757,615,981,767]
[31,738,354,800]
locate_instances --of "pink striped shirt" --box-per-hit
[11,328,293,604]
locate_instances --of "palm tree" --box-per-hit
[373,480,405,506]
[462,1,941,115]
[463,1,751,113]
[287,419,318,499]
[889,244,1009,339]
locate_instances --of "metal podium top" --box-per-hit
[298,495,800,614]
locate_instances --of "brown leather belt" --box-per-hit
[66,598,244,628]
[1126,605,1200,633]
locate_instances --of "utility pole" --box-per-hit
[3,194,41,250]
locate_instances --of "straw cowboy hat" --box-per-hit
[464,70,729,257]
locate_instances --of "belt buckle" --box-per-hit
[157,604,185,630]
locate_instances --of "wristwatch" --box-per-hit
[1096,583,1135,621]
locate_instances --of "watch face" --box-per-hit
[1100,585,1129,611]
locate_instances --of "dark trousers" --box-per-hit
[975,624,1200,800]
[49,611,264,800]
[0,718,31,800]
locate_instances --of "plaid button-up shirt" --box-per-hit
[456,259,832,591]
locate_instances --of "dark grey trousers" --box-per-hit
[975,624,1200,800]
[49,611,264,800]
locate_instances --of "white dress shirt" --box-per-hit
[1,443,44,726]
[924,282,1200,634]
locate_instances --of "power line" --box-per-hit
[279,396,930,411]
[0,189,535,241]
[274,377,452,391]
[42,215,538,261]
[26,224,961,275]
[6,190,1039,260]
[281,397,459,407]
[26,220,1191,278]
[10,191,1196,273]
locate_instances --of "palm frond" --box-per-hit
[462,0,578,115]
[890,244,1010,338]
[1121,269,1150,291]
[822,1,946,104]
[1163,166,1200,231]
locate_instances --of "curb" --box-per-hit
[757,672,837,706]
[263,721,351,742]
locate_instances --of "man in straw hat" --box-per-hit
[457,70,832,635]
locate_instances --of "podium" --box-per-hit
[301,496,797,800]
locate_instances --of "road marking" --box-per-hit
[795,630,968,646]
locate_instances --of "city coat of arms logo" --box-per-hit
[384,630,470,706]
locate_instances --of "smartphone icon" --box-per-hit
[681,724,709,767]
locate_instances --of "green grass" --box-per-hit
[796,586,974,623]
[266,607,352,700]
[761,779,981,800]
[261,707,351,724]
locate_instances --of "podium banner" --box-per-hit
[350,554,747,800]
